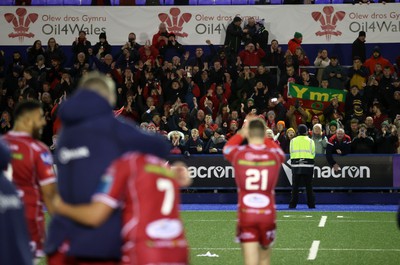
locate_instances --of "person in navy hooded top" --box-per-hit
[0,139,33,265]
[45,71,170,264]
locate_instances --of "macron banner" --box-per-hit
[287,83,347,112]
[1,4,400,46]
[169,154,395,188]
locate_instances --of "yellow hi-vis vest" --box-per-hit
[290,135,316,160]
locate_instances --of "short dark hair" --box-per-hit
[248,119,266,139]
[14,100,42,121]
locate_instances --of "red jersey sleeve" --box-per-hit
[92,155,133,209]
[223,134,244,163]
[35,144,56,186]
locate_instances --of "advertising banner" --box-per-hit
[169,154,394,188]
[1,4,400,46]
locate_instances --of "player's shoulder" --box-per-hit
[118,152,166,167]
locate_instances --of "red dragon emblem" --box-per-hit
[4,8,38,42]
[158,8,192,38]
[312,6,346,41]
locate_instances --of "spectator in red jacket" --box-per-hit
[152,23,169,50]
[364,46,394,75]
[238,43,266,72]
[326,128,352,172]
[288,32,303,55]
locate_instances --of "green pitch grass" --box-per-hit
[40,211,400,265]
[182,211,400,265]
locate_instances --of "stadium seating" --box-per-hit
[331,0,344,3]
[270,0,283,4]
[1,0,15,4]
[232,0,256,4]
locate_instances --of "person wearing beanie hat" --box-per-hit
[280,127,296,154]
[311,123,328,154]
[288,31,303,54]
[289,122,316,209]
[364,45,395,75]
[92,31,111,59]
[0,139,33,265]
[352,30,366,63]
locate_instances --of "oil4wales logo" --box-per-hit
[4,8,38,42]
[158,8,192,38]
[312,6,346,41]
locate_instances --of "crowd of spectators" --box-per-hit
[0,15,400,155]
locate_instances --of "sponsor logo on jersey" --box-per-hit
[97,173,114,194]
[11,153,24,160]
[146,218,183,240]
[238,160,276,167]
[188,165,234,179]
[0,191,22,213]
[58,146,90,164]
[243,193,270,208]
[40,152,53,165]
[144,164,174,178]
[244,152,270,161]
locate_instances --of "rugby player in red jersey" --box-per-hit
[223,117,285,265]
[2,100,57,258]
[54,155,190,265]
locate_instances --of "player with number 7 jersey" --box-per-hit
[53,153,189,265]
[223,118,285,264]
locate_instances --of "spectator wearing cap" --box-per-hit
[92,32,112,59]
[44,38,66,67]
[226,120,239,140]
[289,124,316,209]
[326,128,351,173]
[281,127,296,154]
[314,49,330,85]
[238,43,266,72]
[184,128,204,154]
[322,56,347,90]
[27,40,45,67]
[275,120,286,142]
[159,33,185,63]
[351,123,375,154]
[326,120,338,139]
[376,121,398,154]
[348,56,369,93]
[352,31,366,63]
[345,86,364,121]
[364,46,395,75]
[205,128,227,154]
[266,110,276,132]
[288,32,303,55]
[224,16,247,55]
[310,115,321,129]
[311,123,328,154]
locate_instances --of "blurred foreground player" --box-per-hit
[2,100,57,258]
[54,157,190,265]
[46,72,170,264]
[223,118,285,265]
[0,139,33,265]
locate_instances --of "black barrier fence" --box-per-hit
[169,154,400,189]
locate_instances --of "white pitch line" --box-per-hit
[318,216,327,227]
[337,216,344,218]
[191,247,400,252]
[307,240,320,260]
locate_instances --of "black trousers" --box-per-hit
[289,173,315,208]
